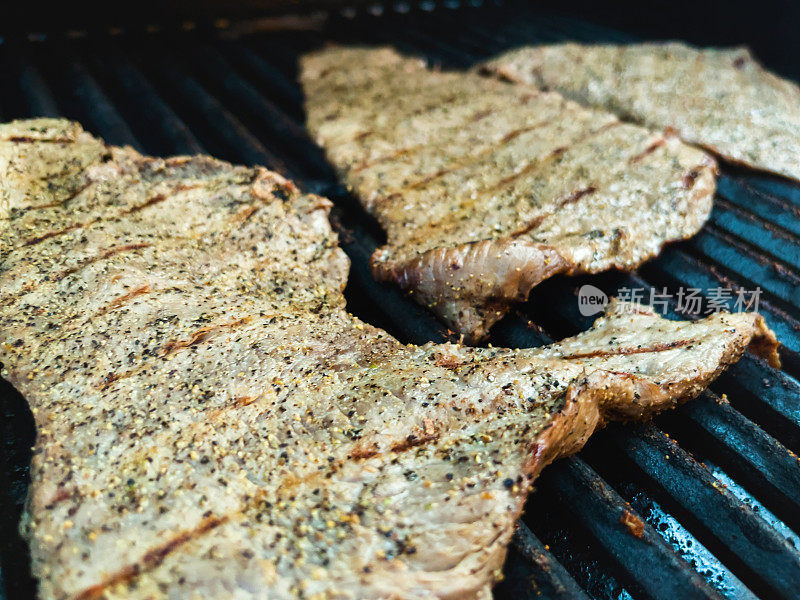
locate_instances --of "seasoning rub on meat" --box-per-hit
[481,42,800,181]
[300,47,717,341]
[0,119,776,600]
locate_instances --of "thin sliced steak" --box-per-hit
[300,47,717,341]
[0,119,776,600]
[480,42,800,181]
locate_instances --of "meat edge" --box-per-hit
[450,309,778,599]
[371,239,570,341]
[370,153,715,343]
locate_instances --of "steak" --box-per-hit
[0,119,777,600]
[300,47,717,341]
[480,42,800,181]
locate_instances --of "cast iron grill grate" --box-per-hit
[1,3,800,599]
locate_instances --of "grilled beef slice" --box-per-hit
[300,47,717,342]
[480,42,800,181]
[0,119,777,600]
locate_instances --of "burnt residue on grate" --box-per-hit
[2,4,800,600]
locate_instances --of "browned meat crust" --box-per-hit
[300,47,717,341]
[480,42,800,181]
[0,119,775,600]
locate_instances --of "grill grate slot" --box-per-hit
[85,47,205,155]
[497,522,592,600]
[2,4,800,600]
[605,425,800,599]
[144,46,289,172]
[5,48,59,119]
[49,41,142,149]
[658,392,800,534]
[535,457,725,600]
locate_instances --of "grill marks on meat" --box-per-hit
[301,47,717,341]
[0,119,777,600]
[73,514,232,600]
[480,42,800,181]
[555,339,693,360]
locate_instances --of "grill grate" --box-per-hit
[2,3,800,599]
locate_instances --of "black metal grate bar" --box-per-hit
[717,177,800,239]
[497,522,592,600]
[137,39,290,172]
[49,40,142,149]
[219,39,307,120]
[6,47,60,119]
[712,198,800,270]
[662,391,800,532]
[583,433,763,600]
[85,48,205,155]
[538,457,725,600]
[608,425,800,599]
[181,41,334,180]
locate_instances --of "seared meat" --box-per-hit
[480,42,800,181]
[300,47,716,341]
[0,119,776,600]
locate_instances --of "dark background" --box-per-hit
[3,0,800,77]
[549,0,800,78]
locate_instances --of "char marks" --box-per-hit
[61,244,152,278]
[557,339,692,360]
[509,185,598,237]
[126,193,166,214]
[94,284,152,317]
[301,47,717,340]
[22,221,93,247]
[484,121,620,195]
[6,136,74,144]
[481,41,800,181]
[159,317,253,358]
[0,119,774,600]
[630,138,667,163]
[73,515,229,600]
